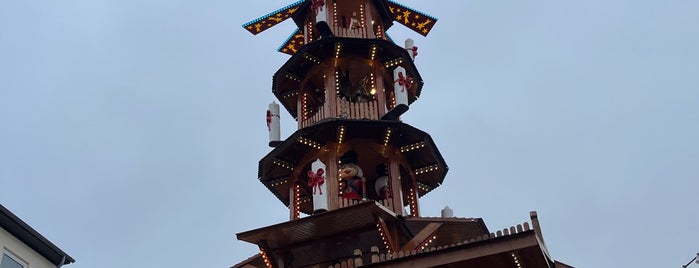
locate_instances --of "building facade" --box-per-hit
[0,204,74,268]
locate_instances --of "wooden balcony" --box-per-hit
[338,197,395,213]
[300,97,382,128]
[332,24,373,39]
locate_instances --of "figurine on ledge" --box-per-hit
[339,151,366,201]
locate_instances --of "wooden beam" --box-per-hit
[399,222,442,252]
[258,240,279,268]
[376,216,398,252]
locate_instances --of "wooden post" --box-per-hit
[364,2,376,38]
[353,249,363,266]
[327,144,339,210]
[388,153,403,216]
[289,184,299,220]
[370,246,380,263]
[374,71,387,118]
[324,64,338,118]
[409,176,420,217]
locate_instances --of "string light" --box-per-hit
[259,246,272,268]
[400,141,426,153]
[307,20,313,42]
[294,184,301,219]
[298,136,322,149]
[376,222,393,253]
[337,125,345,144]
[335,70,340,95]
[369,45,377,61]
[334,42,342,58]
[299,196,312,204]
[282,90,299,99]
[359,4,365,27]
[511,252,522,268]
[338,172,344,195]
[416,181,432,192]
[302,92,308,120]
[419,235,437,250]
[383,127,392,146]
[273,158,294,170]
[303,52,321,64]
[284,72,302,82]
[332,1,337,25]
[409,188,417,215]
[269,176,290,187]
[414,164,439,175]
[384,58,403,68]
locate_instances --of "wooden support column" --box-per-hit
[388,153,403,216]
[364,2,376,38]
[399,222,442,252]
[323,64,338,118]
[375,69,387,118]
[409,175,420,217]
[289,184,300,220]
[326,144,340,210]
[297,90,304,129]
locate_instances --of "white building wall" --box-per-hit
[0,227,55,268]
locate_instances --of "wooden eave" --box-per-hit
[290,0,395,32]
[272,37,424,119]
[230,254,264,268]
[362,230,555,268]
[256,119,448,210]
[237,202,398,266]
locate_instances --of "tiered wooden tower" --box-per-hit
[234,1,572,267]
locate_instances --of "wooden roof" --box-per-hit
[234,202,499,268]
[237,202,398,266]
[361,230,555,268]
[257,119,448,212]
[232,210,572,268]
[272,37,424,119]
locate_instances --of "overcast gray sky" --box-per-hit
[1,0,698,267]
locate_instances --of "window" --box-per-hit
[1,251,26,268]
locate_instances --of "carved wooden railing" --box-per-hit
[333,25,369,38]
[300,106,326,128]
[336,97,380,120]
[300,98,380,128]
[337,197,394,211]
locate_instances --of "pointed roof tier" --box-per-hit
[236,202,488,268]
[244,0,438,37]
[258,119,447,214]
[273,37,422,118]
